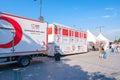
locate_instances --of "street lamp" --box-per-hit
[39,0,44,22]
[34,0,44,22]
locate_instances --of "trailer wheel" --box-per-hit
[18,56,31,67]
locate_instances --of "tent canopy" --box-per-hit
[96,33,110,42]
[96,33,110,50]
[87,30,96,43]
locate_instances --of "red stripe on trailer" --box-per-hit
[62,29,68,36]
[75,31,79,37]
[48,27,52,35]
[84,33,87,38]
[54,28,58,34]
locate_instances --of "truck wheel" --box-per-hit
[18,56,31,67]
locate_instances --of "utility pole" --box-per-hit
[96,26,104,33]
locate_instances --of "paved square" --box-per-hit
[0,51,120,80]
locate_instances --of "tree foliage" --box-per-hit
[114,38,120,42]
[118,38,120,42]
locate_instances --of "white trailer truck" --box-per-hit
[48,23,87,56]
[0,12,48,67]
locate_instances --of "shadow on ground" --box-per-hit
[0,57,117,80]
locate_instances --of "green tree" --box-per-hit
[114,39,117,42]
[118,38,120,42]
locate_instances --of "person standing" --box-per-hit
[114,42,119,53]
[111,43,114,53]
[99,43,104,58]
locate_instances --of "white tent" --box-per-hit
[87,30,96,43]
[96,33,110,50]
[96,33,110,42]
[87,30,97,50]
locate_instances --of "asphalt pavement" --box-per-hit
[0,51,120,80]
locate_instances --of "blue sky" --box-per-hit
[0,0,120,41]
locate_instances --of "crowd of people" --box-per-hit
[99,42,120,59]
[88,41,120,59]
[110,42,120,53]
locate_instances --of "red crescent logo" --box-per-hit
[0,16,23,48]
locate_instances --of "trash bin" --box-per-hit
[54,53,61,61]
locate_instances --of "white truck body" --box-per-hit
[48,23,87,56]
[0,12,48,66]
[0,12,47,54]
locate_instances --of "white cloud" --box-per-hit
[103,7,119,19]
[102,15,112,18]
[105,8,114,10]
